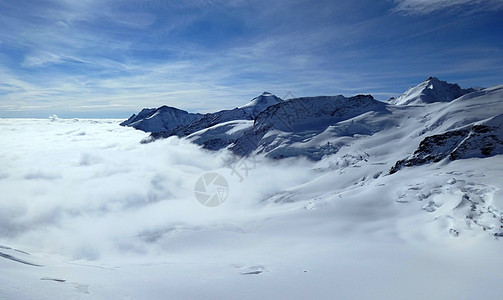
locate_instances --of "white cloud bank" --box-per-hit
[393,0,503,14]
[0,118,313,260]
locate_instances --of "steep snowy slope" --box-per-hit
[229,94,390,159]
[389,77,475,105]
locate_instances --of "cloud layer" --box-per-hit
[393,0,503,14]
[0,118,314,259]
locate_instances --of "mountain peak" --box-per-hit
[239,92,284,117]
[120,105,203,133]
[390,77,474,105]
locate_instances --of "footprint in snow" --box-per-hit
[237,265,268,275]
[41,277,66,283]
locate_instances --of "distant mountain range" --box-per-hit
[122,77,503,171]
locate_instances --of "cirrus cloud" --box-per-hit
[392,0,503,14]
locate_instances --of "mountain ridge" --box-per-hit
[122,78,502,169]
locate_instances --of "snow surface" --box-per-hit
[1,112,503,299]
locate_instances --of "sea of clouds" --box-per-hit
[0,118,315,260]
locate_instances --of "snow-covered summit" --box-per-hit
[240,92,284,117]
[389,77,475,105]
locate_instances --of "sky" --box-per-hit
[0,0,502,118]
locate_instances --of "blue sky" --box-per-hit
[0,0,502,118]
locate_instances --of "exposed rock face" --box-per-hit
[391,115,503,174]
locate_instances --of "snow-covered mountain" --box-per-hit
[389,77,475,105]
[119,105,203,133]
[229,94,390,159]
[124,92,284,140]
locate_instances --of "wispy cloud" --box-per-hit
[0,0,502,117]
[392,0,503,14]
